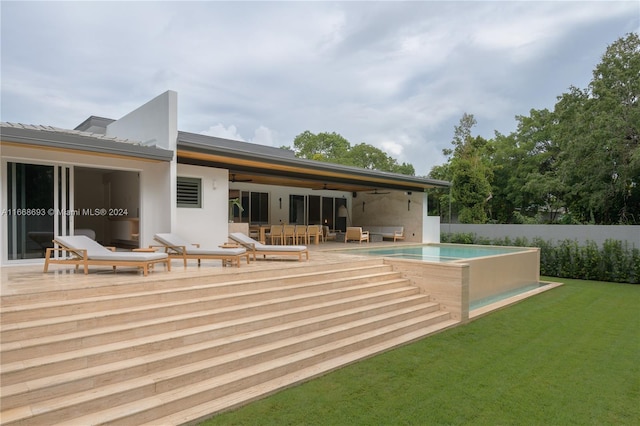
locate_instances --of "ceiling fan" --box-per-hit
[368,189,391,195]
[313,183,340,190]
[230,174,252,183]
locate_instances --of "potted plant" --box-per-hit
[228,198,244,222]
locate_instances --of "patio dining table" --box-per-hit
[249,225,271,244]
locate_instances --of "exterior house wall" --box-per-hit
[105,90,177,237]
[174,164,229,247]
[106,90,178,151]
[0,144,172,264]
[139,161,172,248]
[352,190,426,242]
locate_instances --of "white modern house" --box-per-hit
[0,90,450,265]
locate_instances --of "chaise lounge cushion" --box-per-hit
[229,232,309,261]
[154,233,246,256]
[56,235,168,261]
[229,233,307,252]
[46,235,171,276]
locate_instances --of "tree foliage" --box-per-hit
[437,113,494,223]
[292,131,415,175]
[430,33,640,225]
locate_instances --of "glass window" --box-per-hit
[251,192,269,224]
[289,195,305,224]
[230,190,269,223]
[308,195,321,224]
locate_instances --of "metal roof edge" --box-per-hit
[1,124,174,162]
[178,130,297,159]
[177,132,450,188]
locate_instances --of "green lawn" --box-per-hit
[201,278,640,425]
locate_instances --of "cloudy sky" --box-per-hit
[1,1,638,175]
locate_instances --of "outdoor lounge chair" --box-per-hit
[229,232,309,261]
[345,227,370,243]
[153,233,250,267]
[44,235,170,276]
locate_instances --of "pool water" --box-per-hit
[338,244,528,262]
[470,282,548,310]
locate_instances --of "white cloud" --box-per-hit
[380,140,404,158]
[2,1,638,175]
[201,124,245,141]
[252,126,276,147]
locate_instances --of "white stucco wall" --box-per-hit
[422,192,441,243]
[106,90,178,233]
[174,164,229,248]
[106,90,178,151]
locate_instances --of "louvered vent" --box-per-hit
[177,177,201,208]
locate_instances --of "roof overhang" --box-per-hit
[178,131,450,193]
[1,124,174,162]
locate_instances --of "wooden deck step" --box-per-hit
[0,260,387,308]
[145,317,460,426]
[1,259,459,425]
[1,277,413,365]
[1,293,434,406]
[0,264,399,324]
[0,269,403,347]
[3,310,452,425]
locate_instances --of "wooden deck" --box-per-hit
[1,240,395,298]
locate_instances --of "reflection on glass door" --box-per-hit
[289,195,306,224]
[7,163,55,260]
[6,162,72,260]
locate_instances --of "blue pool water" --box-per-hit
[337,244,528,263]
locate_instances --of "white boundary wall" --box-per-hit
[440,224,639,247]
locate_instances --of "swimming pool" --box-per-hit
[333,243,547,321]
[335,244,530,263]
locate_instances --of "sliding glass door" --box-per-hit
[6,162,72,260]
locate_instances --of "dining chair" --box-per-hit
[294,225,308,245]
[283,225,296,245]
[269,224,284,245]
[307,225,321,244]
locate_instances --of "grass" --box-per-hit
[201,278,639,425]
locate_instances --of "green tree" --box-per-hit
[489,109,565,223]
[434,113,493,223]
[588,32,640,223]
[347,143,415,174]
[292,131,415,175]
[427,163,453,220]
[293,131,350,162]
[554,33,640,224]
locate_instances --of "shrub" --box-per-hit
[441,233,637,284]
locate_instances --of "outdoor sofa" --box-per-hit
[361,225,405,242]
